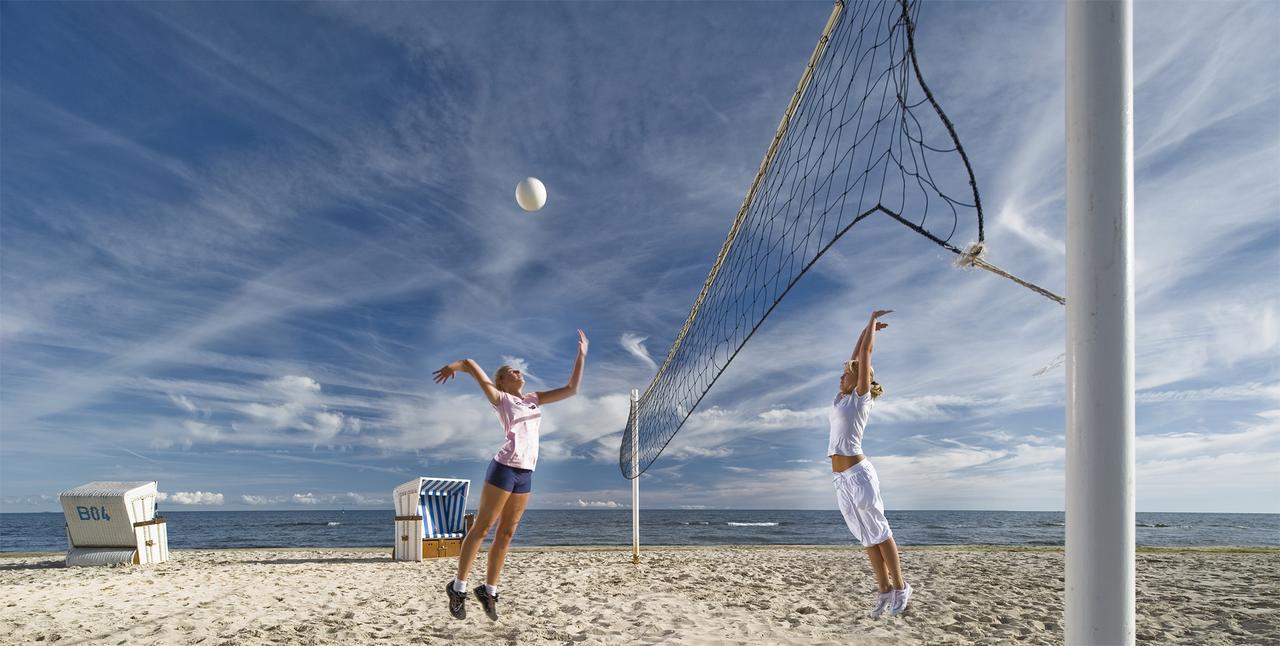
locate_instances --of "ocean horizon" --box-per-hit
[3,509,1276,553]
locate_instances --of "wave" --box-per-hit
[277,522,345,527]
[1137,523,1172,528]
[327,522,342,527]
[727,522,779,527]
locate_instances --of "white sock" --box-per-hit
[452,579,466,593]
[484,584,497,596]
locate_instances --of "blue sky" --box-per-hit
[1,1,1276,514]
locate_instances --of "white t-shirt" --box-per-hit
[492,391,542,470]
[828,390,872,457]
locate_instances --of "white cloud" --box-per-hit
[1137,304,1279,390]
[0,495,58,507]
[994,202,1064,258]
[755,407,824,427]
[499,356,532,380]
[620,333,658,370]
[339,492,388,506]
[1138,382,1280,404]
[239,401,307,429]
[181,420,220,441]
[158,491,224,505]
[576,499,620,508]
[873,395,995,423]
[167,392,206,416]
[240,494,285,506]
[269,375,321,396]
[239,491,387,507]
[168,374,366,448]
[313,411,346,441]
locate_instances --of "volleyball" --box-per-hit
[515,177,547,212]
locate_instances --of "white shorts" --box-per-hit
[832,459,893,547]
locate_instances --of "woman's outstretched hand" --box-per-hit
[432,364,457,384]
[577,329,589,355]
[870,309,892,331]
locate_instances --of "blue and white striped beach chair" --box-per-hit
[393,477,472,561]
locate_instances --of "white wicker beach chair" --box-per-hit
[393,477,472,561]
[59,481,169,566]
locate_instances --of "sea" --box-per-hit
[2,510,1276,553]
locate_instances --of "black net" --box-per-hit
[620,0,1056,478]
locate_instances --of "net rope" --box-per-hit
[620,0,1062,478]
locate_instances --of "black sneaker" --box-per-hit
[445,582,466,619]
[473,586,499,621]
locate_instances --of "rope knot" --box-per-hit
[955,242,986,269]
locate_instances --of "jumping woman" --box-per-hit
[433,329,588,621]
[829,309,911,618]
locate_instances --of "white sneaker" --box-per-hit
[869,591,893,618]
[888,583,913,616]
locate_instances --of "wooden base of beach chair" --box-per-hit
[423,538,462,559]
[392,514,475,561]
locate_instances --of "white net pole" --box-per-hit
[630,389,640,564]
[1065,0,1135,643]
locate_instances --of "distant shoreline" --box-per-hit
[8,509,1276,552]
[5,544,1279,558]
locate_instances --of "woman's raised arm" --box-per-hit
[433,358,502,406]
[854,309,892,396]
[537,329,588,405]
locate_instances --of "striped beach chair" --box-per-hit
[393,477,473,561]
[60,481,169,566]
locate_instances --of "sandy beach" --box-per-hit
[1,545,1276,645]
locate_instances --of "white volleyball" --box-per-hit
[515,177,547,212]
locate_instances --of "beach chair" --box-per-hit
[59,481,169,567]
[393,477,473,561]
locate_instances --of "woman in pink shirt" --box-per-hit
[432,329,588,621]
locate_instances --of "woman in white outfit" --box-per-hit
[830,308,911,618]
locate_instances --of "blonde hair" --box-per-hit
[842,359,884,399]
[493,365,520,394]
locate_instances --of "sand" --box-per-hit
[1,545,1277,645]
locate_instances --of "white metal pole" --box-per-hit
[631,389,640,564]
[1066,0,1135,644]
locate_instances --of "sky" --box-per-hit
[1,0,1276,514]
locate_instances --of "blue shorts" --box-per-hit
[485,459,533,494]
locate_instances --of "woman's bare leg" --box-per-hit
[866,545,891,593]
[485,492,531,586]
[455,483,510,582]
[876,537,905,590]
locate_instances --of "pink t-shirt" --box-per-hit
[492,391,542,470]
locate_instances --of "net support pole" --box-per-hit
[1065,1,1135,644]
[630,389,640,564]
